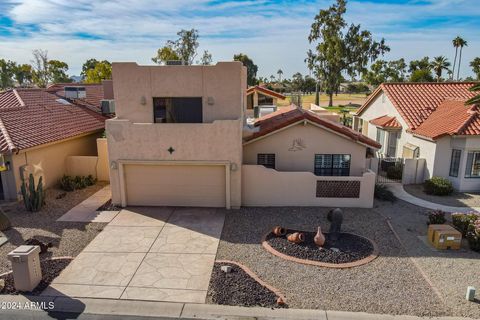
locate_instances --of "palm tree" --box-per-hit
[452,36,461,79]
[465,83,480,106]
[277,69,283,82]
[455,37,467,80]
[270,75,276,83]
[429,56,451,82]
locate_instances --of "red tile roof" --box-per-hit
[245,106,381,149]
[369,115,402,129]
[246,85,286,100]
[47,83,104,113]
[0,87,106,153]
[356,82,478,130]
[411,100,480,139]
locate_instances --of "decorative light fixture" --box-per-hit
[230,163,238,171]
[207,96,215,105]
[140,96,147,105]
[110,161,118,170]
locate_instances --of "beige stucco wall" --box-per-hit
[243,122,367,176]
[65,138,110,181]
[112,62,246,123]
[11,132,101,197]
[242,165,375,208]
[108,62,246,208]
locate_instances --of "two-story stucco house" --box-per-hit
[107,62,380,209]
[352,82,480,191]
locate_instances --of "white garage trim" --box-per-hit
[117,160,231,209]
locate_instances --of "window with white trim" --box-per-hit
[465,151,480,178]
[387,131,399,157]
[314,154,351,176]
[449,149,461,177]
[376,129,385,153]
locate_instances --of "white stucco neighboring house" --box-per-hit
[352,82,480,192]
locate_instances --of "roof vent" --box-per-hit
[165,60,184,66]
[64,86,86,99]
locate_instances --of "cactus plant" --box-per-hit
[20,173,45,212]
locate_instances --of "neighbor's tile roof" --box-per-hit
[246,85,286,100]
[356,82,478,131]
[369,115,402,129]
[46,83,104,113]
[0,86,106,153]
[245,106,381,149]
[411,100,480,139]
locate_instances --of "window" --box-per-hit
[257,154,275,169]
[449,149,461,177]
[376,129,385,153]
[465,151,480,178]
[153,97,202,123]
[387,131,399,157]
[314,154,351,176]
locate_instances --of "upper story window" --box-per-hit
[153,97,202,123]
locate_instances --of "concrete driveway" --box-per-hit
[44,207,225,303]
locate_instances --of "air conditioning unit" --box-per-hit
[101,99,115,115]
[166,60,184,66]
[64,86,86,99]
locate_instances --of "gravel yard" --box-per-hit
[0,183,107,274]
[379,198,480,319]
[213,206,447,317]
[404,184,480,207]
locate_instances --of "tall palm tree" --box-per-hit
[465,83,480,106]
[277,69,283,82]
[456,37,467,80]
[452,36,461,79]
[429,56,451,82]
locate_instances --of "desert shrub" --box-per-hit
[60,175,96,192]
[466,219,480,252]
[452,212,480,236]
[374,184,396,202]
[386,165,402,180]
[423,177,454,196]
[21,173,45,212]
[427,210,446,225]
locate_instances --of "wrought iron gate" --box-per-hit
[377,158,404,183]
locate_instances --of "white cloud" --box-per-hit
[0,0,478,78]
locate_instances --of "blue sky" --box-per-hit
[0,0,479,78]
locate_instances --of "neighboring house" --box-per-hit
[107,62,379,209]
[352,82,480,191]
[246,85,286,118]
[309,103,340,122]
[0,83,107,200]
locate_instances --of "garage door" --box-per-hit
[123,164,226,207]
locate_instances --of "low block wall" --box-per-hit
[242,165,375,208]
[65,138,110,181]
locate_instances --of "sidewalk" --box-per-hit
[387,183,480,213]
[0,294,475,320]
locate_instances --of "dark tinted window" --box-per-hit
[153,97,202,123]
[257,154,275,169]
[314,154,351,176]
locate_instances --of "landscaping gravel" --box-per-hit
[207,263,280,308]
[404,184,480,208]
[266,231,374,264]
[214,206,447,317]
[378,198,480,319]
[0,183,107,274]
[1,258,72,295]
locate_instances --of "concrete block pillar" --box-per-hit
[7,245,42,292]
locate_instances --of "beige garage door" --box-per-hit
[124,164,226,207]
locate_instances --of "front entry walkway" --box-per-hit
[43,207,225,303]
[387,183,480,213]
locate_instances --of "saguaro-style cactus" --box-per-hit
[21,173,45,212]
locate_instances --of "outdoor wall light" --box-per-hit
[230,163,238,171]
[110,161,118,170]
[207,96,215,105]
[140,96,147,105]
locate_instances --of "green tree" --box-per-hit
[363,59,406,87]
[291,72,304,92]
[410,69,434,82]
[13,64,33,86]
[470,57,480,80]
[48,60,72,83]
[465,83,480,105]
[84,61,112,83]
[81,58,99,77]
[0,59,15,89]
[277,69,283,82]
[306,0,389,106]
[199,50,212,65]
[429,56,451,82]
[452,36,467,80]
[409,57,430,72]
[152,45,180,64]
[233,53,258,86]
[153,29,199,65]
[31,49,50,88]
